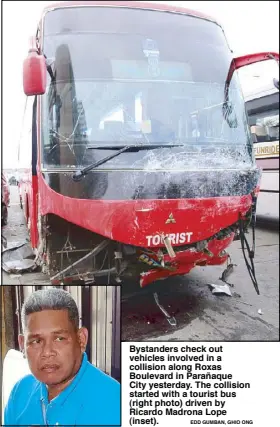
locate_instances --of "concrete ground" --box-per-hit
[1,186,279,341]
[1,186,50,285]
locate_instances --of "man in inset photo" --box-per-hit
[4,288,121,426]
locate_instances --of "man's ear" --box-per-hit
[18,334,26,358]
[78,327,88,352]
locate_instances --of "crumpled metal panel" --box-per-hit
[1,242,37,274]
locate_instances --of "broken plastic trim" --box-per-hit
[219,262,237,287]
[153,292,177,326]
[161,234,176,258]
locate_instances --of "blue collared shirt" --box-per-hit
[4,352,121,426]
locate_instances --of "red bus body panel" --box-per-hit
[30,175,39,248]
[18,171,38,248]
[38,173,251,247]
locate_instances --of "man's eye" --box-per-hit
[55,337,65,341]
[30,339,41,344]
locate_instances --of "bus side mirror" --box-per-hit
[226,51,279,88]
[23,49,47,96]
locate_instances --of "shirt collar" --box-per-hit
[40,352,88,406]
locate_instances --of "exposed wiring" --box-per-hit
[239,195,259,295]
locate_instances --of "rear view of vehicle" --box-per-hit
[21,1,278,288]
[1,173,10,226]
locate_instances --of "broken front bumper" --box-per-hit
[139,234,234,287]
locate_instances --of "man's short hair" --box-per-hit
[21,288,79,331]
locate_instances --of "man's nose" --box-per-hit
[41,339,57,357]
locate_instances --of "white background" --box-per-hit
[122,342,280,426]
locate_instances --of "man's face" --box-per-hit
[19,310,88,386]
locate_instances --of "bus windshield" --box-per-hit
[41,6,253,170]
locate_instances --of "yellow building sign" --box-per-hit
[254,141,279,158]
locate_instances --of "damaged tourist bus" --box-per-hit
[19,1,279,289]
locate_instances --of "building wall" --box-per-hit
[1,287,16,360]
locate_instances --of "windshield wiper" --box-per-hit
[86,144,181,150]
[72,144,183,181]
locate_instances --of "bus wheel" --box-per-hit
[2,204,8,226]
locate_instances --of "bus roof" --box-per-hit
[42,1,220,26]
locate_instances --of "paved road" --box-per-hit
[2,186,279,341]
[122,226,279,341]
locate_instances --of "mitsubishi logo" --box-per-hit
[165,213,176,224]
